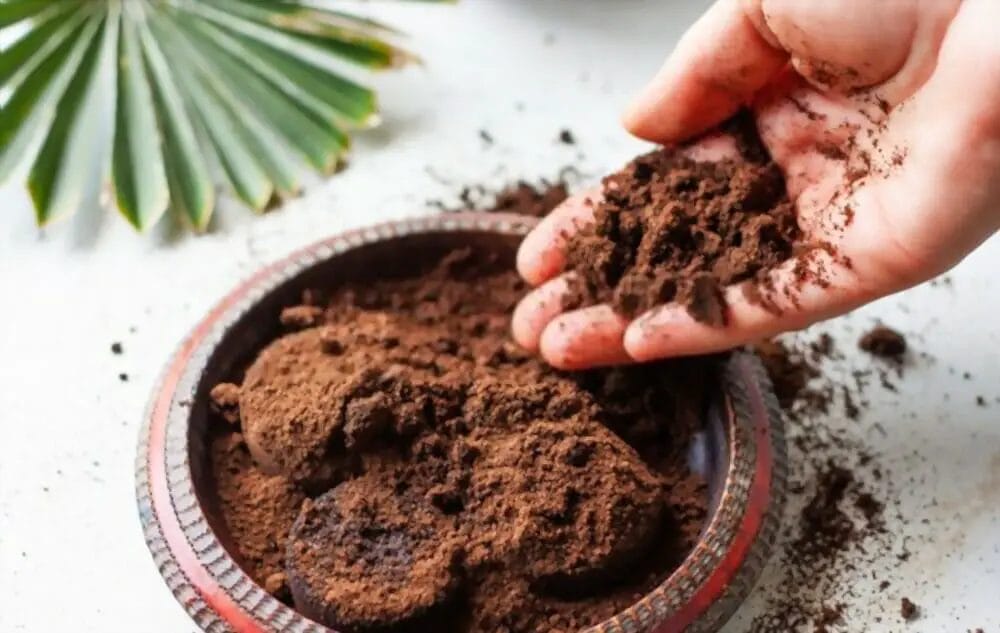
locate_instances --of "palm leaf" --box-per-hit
[0,0,449,232]
[27,12,108,225]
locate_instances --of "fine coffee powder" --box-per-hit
[209,244,711,633]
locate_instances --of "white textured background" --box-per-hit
[1,2,997,631]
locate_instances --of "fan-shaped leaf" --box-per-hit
[0,14,100,182]
[138,19,215,230]
[0,1,83,88]
[205,0,413,69]
[3,0,441,232]
[175,14,348,172]
[152,14,302,197]
[186,16,375,126]
[0,0,57,29]
[175,74,275,211]
[28,14,109,225]
[217,0,404,39]
[111,9,169,230]
[183,0,415,83]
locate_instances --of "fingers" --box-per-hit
[680,131,742,162]
[623,0,786,144]
[516,187,600,286]
[512,274,573,352]
[512,274,630,369]
[623,249,871,360]
[539,306,631,370]
[841,0,1000,283]
[750,0,914,91]
[751,72,875,208]
[750,0,959,105]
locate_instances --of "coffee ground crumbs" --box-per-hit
[900,597,920,621]
[859,325,907,360]
[435,179,570,219]
[491,181,569,218]
[209,247,709,633]
[749,333,912,633]
[562,113,807,325]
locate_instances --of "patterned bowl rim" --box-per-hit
[135,211,787,633]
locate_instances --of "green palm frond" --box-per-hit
[0,0,449,232]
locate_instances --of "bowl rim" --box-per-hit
[135,211,787,633]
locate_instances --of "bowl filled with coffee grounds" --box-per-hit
[137,214,787,633]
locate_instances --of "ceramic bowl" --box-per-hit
[135,212,787,633]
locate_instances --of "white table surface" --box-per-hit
[1,2,997,631]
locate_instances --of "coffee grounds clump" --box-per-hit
[209,247,710,633]
[563,114,804,325]
[286,469,465,632]
[858,325,907,360]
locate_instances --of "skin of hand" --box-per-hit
[512,0,1000,370]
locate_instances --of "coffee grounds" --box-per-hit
[562,113,805,324]
[747,332,927,633]
[210,248,709,633]
[490,181,569,218]
[286,469,465,632]
[436,180,569,219]
[210,433,305,601]
[900,597,919,621]
[464,420,666,597]
[859,325,907,360]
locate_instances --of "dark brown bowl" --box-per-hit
[135,212,787,633]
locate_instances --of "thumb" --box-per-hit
[623,0,786,144]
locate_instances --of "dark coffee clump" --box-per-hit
[900,597,920,621]
[858,325,907,360]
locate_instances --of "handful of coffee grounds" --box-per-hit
[209,247,710,633]
[563,114,802,325]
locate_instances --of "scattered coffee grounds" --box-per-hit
[110,342,123,355]
[490,181,569,218]
[558,129,576,145]
[209,247,709,633]
[748,333,910,633]
[435,179,570,219]
[753,339,824,414]
[562,113,806,324]
[900,597,919,621]
[859,325,907,360]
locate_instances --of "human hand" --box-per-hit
[513,0,1000,369]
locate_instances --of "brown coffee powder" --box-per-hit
[209,243,710,633]
[563,113,804,325]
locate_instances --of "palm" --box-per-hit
[514,72,996,368]
[751,83,927,301]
